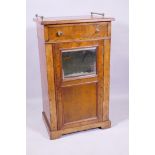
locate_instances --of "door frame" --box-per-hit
[52,40,105,130]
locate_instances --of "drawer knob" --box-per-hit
[96,28,100,33]
[56,31,63,37]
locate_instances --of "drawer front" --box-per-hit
[46,22,109,42]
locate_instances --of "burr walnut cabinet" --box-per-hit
[34,13,114,139]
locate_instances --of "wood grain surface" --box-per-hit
[35,15,113,139]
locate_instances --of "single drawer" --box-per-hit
[46,22,109,42]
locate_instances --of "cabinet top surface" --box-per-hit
[34,15,115,25]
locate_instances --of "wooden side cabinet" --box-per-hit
[34,13,115,139]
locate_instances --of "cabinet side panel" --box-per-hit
[103,39,111,121]
[102,22,111,121]
[36,23,51,124]
[45,44,58,130]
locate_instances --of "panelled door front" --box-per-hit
[52,40,104,130]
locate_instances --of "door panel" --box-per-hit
[52,40,104,129]
[62,83,97,124]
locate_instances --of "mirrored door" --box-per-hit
[53,41,104,129]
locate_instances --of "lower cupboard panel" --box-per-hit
[61,83,99,127]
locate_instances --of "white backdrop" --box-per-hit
[27,1,128,155]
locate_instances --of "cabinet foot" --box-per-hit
[50,131,62,140]
[42,112,62,139]
[99,120,111,129]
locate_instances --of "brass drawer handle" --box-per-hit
[57,31,63,37]
[91,12,104,17]
[35,14,44,21]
